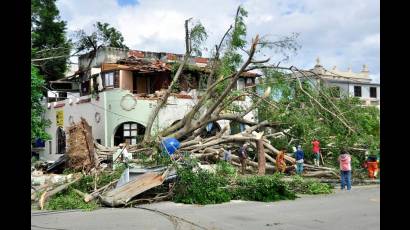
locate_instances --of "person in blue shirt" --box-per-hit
[295,145,305,175]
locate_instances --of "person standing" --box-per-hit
[366,155,379,179]
[276,149,287,173]
[222,147,232,162]
[239,144,248,174]
[311,139,321,166]
[295,145,304,175]
[338,150,352,190]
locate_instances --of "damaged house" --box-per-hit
[39,47,259,161]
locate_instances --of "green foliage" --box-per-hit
[31,0,71,81]
[215,160,237,177]
[71,166,126,193]
[45,188,98,211]
[231,6,248,49]
[233,174,297,202]
[189,21,208,56]
[31,65,51,142]
[74,21,128,53]
[173,167,231,205]
[256,69,379,169]
[218,6,248,74]
[288,175,333,194]
[45,166,127,210]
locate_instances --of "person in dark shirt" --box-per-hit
[295,145,304,175]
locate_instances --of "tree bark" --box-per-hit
[257,139,266,175]
[39,174,82,210]
[143,19,192,143]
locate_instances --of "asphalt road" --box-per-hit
[31,185,380,230]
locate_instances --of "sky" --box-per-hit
[57,0,380,83]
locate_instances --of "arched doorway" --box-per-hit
[114,122,146,146]
[56,127,66,154]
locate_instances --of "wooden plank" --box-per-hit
[100,172,166,207]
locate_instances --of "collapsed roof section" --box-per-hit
[102,56,171,74]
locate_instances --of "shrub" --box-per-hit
[215,160,237,177]
[45,188,98,211]
[232,174,297,202]
[288,175,333,194]
[173,167,231,205]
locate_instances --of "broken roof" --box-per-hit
[101,56,171,73]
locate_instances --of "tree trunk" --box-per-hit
[39,174,82,210]
[143,19,191,143]
[257,139,266,175]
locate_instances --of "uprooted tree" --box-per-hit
[34,5,379,210]
[146,6,376,171]
[121,5,378,177]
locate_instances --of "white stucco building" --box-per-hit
[296,58,380,108]
[37,47,259,161]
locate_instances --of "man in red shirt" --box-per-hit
[312,139,321,166]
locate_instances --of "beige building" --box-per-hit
[295,58,380,108]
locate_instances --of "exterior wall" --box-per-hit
[103,89,196,147]
[156,96,197,131]
[41,81,259,161]
[104,89,154,147]
[120,70,133,92]
[325,81,380,107]
[347,84,380,100]
[41,94,107,161]
[79,47,129,70]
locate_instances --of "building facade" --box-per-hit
[297,58,380,108]
[39,47,259,161]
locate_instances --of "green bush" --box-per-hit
[173,167,231,205]
[45,188,98,211]
[306,181,333,194]
[288,175,333,194]
[215,160,237,177]
[232,174,297,202]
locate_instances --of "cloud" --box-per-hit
[57,0,380,79]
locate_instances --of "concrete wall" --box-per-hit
[347,84,380,100]
[325,81,380,100]
[156,96,196,132]
[41,87,259,161]
[103,89,196,146]
[79,47,129,70]
[42,94,107,161]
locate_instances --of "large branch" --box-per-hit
[206,25,233,89]
[198,35,260,123]
[143,19,192,142]
[289,66,356,133]
[159,73,236,138]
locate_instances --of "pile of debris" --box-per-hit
[32,118,340,210]
[32,119,177,209]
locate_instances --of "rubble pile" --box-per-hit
[32,118,341,210]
